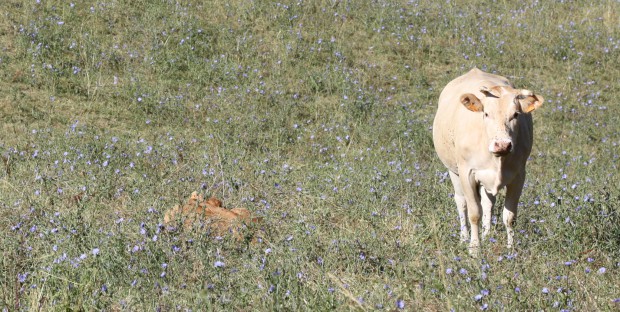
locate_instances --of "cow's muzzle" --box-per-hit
[489,139,513,156]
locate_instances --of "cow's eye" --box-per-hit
[509,112,519,121]
[484,112,489,118]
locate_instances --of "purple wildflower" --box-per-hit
[18,273,28,283]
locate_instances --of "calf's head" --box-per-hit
[460,85,544,156]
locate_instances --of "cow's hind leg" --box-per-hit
[479,187,496,241]
[504,173,525,249]
[449,171,468,243]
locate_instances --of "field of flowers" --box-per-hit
[1,0,619,310]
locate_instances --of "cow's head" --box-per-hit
[460,85,544,156]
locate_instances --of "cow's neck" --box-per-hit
[475,155,515,196]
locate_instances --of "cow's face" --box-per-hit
[460,86,544,156]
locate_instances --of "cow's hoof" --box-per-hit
[468,247,480,258]
[460,235,469,243]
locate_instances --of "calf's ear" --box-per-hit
[460,93,483,112]
[517,90,544,113]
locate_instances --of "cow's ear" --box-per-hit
[517,90,544,113]
[480,85,502,98]
[460,93,483,112]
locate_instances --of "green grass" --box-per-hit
[1,0,619,310]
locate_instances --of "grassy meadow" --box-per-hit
[1,0,619,310]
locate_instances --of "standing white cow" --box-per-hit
[433,68,544,255]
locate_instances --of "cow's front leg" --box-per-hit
[479,187,496,241]
[459,170,482,256]
[504,173,525,249]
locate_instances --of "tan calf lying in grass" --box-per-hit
[164,192,259,240]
